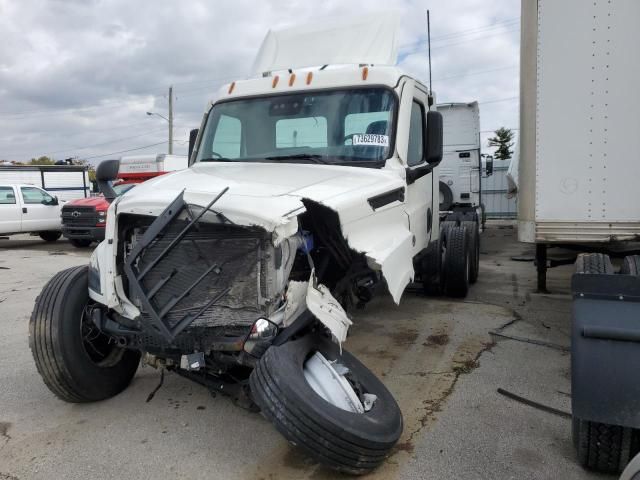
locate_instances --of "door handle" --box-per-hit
[22,207,27,213]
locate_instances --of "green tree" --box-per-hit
[487,127,515,161]
[29,156,55,165]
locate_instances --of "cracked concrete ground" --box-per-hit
[0,226,607,479]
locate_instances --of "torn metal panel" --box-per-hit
[306,271,352,344]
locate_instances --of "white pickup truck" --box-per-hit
[0,184,63,241]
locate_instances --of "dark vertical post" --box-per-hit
[536,243,548,293]
[40,168,45,189]
[82,167,87,198]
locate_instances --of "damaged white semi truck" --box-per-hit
[28,15,477,474]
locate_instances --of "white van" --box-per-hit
[0,184,63,241]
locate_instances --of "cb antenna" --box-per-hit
[427,9,434,107]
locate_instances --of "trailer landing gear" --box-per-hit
[536,243,548,293]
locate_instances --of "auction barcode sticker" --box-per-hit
[352,134,389,147]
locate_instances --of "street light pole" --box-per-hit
[168,85,173,155]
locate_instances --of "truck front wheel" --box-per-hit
[70,239,92,248]
[29,266,140,403]
[39,231,61,242]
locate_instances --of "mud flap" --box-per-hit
[572,273,640,428]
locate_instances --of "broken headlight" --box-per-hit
[244,318,278,357]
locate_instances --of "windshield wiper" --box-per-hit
[199,157,235,162]
[263,154,331,164]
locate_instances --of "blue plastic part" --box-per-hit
[299,230,314,253]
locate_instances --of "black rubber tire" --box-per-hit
[421,239,443,295]
[575,253,614,275]
[621,255,640,276]
[439,181,454,212]
[573,253,638,473]
[250,335,403,475]
[573,417,640,473]
[462,220,480,283]
[443,225,470,297]
[39,231,61,242]
[70,239,92,248]
[29,266,140,403]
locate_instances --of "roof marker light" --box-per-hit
[228,81,236,94]
[362,66,369,81]
[289,73,296,86]
[272,76,279,88]
[306,72,313,85]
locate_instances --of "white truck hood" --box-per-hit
[115,161,414,303]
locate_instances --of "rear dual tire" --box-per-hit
[443,225,470,297]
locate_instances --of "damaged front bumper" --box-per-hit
[89,188,352,358]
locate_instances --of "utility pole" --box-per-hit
[168,85,174,154]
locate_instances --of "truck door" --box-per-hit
[19,186,61,231]
[0,185,22,234]
[403,87,434,255]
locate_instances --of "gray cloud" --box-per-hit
[0,0,520,161]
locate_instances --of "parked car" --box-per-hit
[0,184,63,241]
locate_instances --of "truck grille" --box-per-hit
[118,191,274,345]
[61,206,97,226]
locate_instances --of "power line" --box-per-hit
[79,141,169,161]
[44,128,167,156]
[433,64,518,82]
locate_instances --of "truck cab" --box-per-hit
[0,184,62,241]
[28,16,479,476]
[61,154,187,247]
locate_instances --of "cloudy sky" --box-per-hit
[0,0,520,163]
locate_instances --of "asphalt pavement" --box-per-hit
[0,227,606,479]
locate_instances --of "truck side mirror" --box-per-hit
[425,111,443,165]
[96,159,120,203]
[485,156,494,177]
[189,129,199,161]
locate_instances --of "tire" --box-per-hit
[573,253,638,473]
[421,239,443,295]
[29,266,140,403]
[70,239,92,248]
[621,255,640,276]
[443,225,470,297]
[439,181,454,212]
[250,335,403,475]
[462,220,480,283]
[573,417,640,473]
[575,253,614,274]
[39,231,61,242]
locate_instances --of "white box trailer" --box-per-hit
[520,1,640,473]
[0,165,90,201]
[117,154,188,180]
[519,0,640,247]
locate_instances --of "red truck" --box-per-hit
[61,154,187,247]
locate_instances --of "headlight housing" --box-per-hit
[244,318,278,357]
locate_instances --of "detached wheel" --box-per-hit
[29,266,140,403]
[443,225,470,297]
[462,220,480,283]
[39,231,61,242]
[250,335,403,475]
[70,239,92,248]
